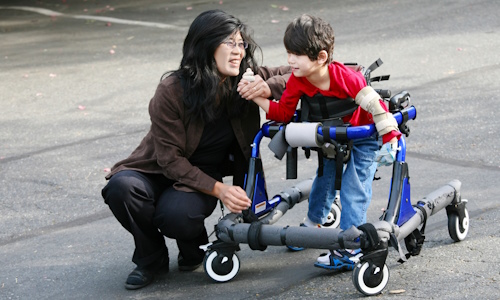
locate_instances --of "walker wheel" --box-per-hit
[448,206,469,242]
[352,261,389,296]
[323,203,341,228]
[203,250,240,283]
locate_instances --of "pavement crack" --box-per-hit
[0,129,145,164]
[407,151,499,172]
[0,209,112,247]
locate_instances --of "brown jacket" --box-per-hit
[106,66,291,192]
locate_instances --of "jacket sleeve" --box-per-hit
[257,65,292,100]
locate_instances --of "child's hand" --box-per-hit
[237,69,271,100]
[376,141,400,166]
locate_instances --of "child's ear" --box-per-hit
[317,50,329,65]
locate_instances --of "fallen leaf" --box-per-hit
[271,20,280,23]
[109,49,115,54]
[104,168,111,172]
[389,289,406,294]
[186,6,193,10]
[78,105,86,110]
[49,73,57,78]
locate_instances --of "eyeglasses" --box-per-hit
[221,40,248,50]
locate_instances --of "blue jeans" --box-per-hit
[307,135,379,230]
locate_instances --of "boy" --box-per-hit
[242,14,401,270]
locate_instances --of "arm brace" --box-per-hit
[355,86,399,136]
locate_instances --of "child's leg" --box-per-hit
[314,136,378,270]
[339,136,379,230]
[307,157,339,225]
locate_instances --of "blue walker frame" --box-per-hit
[201,68,469,296]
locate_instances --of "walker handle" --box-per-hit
[319,105,416,141]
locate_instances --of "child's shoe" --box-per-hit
[314,248,363,271]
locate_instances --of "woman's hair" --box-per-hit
[163,10,261,122]
[283,14,334,65]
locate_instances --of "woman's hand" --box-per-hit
[237,75,272,100]
[213,182,252,213]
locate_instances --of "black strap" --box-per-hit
[334,144,344,191]
[317,152,324,177]
[335,126,348,143]
[242,208,259,223]
[400,228,425,261]
[300,94,358,122]
[399,109,411,136]
[358,223,381,251]
[323,126,331,143]
[414,204,428,235]
[317,95,330,119]
[247,222,267,251]
[367,58,383,73]
[280,226,288,245]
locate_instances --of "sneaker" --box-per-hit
[302,217,323,228]
[314,248,363,271]
[286,218,322,251]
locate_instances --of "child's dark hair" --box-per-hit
[283,14,334,64]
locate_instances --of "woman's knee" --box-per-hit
[102,171,155,210]
[155,207,207,239]
[154,192,217,239]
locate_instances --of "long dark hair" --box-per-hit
[163,10,261,122]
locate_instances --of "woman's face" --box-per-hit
[214,31,246,78]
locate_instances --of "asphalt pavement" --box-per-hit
[1,0,499,299]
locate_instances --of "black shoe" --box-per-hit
[125,254,169,290]
[125,268,155,290]
[178,253,203,272]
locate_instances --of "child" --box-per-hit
[242,14,401,270]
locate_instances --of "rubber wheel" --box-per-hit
[203,250,240,283]
[352,261,389,296]
[448,207,469,242]
[323,203,341,228]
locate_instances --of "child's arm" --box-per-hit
[355,86,399,137]
[249,96,270,114]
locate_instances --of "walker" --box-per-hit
[201,61,469,296]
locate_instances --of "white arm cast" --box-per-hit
[355,86,399,136]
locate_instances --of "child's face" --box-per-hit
[214,31,246,78]
[287,53,319,78]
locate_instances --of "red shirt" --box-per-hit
[267,62,400,143]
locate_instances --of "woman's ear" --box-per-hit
[317,50,329,65]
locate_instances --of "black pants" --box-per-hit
[101,170,218,268]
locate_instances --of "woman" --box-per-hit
[101,10,290,290]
